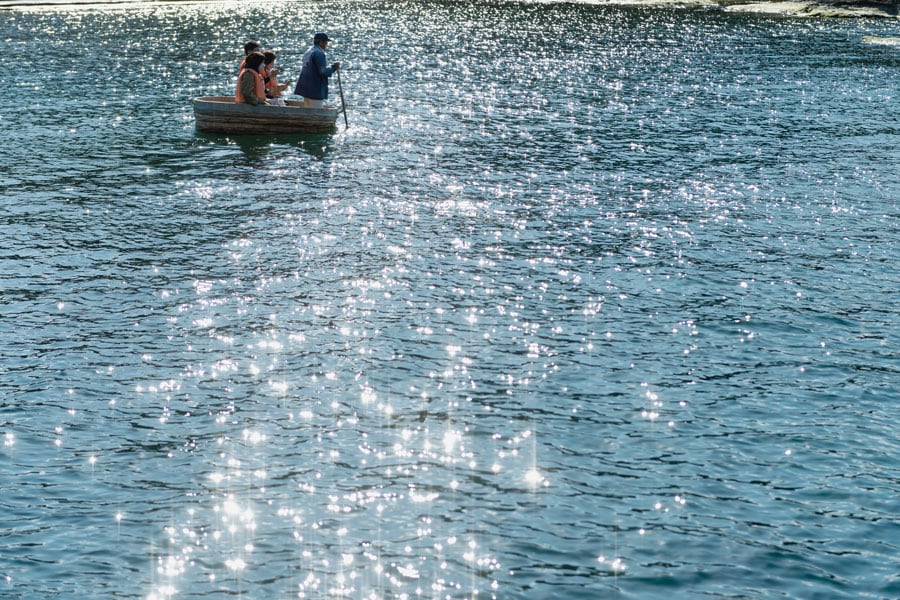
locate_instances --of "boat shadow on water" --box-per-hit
[194,130,338,161]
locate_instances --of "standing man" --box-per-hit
[294,32,341,108]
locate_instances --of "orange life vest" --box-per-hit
[235,68,266,104]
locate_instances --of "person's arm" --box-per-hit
[314,50,336,79]
[273,75,289,93]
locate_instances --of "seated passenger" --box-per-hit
[235,52,269,105]
[263,51,289,106]
[239,39,261,72]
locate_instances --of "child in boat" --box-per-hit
[263,51,289,106]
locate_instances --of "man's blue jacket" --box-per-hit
[294,44,336,100]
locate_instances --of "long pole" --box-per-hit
[336,68,348,129]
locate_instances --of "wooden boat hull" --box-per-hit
[193,96,339,134]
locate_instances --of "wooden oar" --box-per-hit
[336,67,349,129]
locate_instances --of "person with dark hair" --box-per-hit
[235,52,268,105]
[293,32,341,108]
[263,50,289,106]
[239,40,261,72]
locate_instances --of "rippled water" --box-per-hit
[2,1,899,598]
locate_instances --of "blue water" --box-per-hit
[2,1,899,598]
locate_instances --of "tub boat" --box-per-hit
[193,96,339,134]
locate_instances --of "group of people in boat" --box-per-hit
[236,33,341,108]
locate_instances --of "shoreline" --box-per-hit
[0,0,897,17]
[721,0,899,17]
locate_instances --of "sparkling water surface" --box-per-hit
[1,1,899,598]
